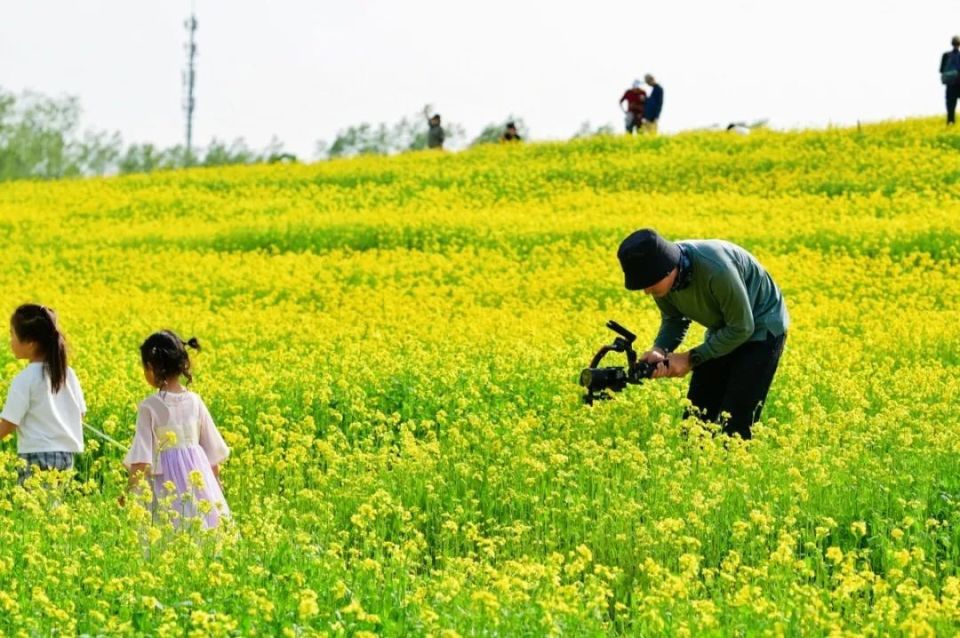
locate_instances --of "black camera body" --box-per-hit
[579,320,664,405]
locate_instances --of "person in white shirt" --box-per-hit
[0,304,85,483]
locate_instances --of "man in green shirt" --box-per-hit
[617,229,789,439]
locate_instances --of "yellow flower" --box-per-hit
[297,589,319,620]
[187,470,205,489]
[0,116,956,635]
[825,547,844,564]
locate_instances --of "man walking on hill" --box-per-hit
[620,80,648,134]
[642,74,664,134]
[941,36,960,125]
[617,229,789,439]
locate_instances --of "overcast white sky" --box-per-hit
[1,1,956,158]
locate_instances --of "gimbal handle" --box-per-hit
[588,336,639,371]
[606,320,637,344]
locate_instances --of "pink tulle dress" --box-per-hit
[123,390,230,529]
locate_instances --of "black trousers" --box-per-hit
[948,85,960,125]
[683,332,786,440]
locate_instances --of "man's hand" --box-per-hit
[640,348,666,365]
[652,352,692,378]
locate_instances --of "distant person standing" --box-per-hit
[424,106,445,149]
[642,74,664,134]
[501,121,522,142]
[941,36,960,125]
[619,80,648,134]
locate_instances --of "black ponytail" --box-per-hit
[140,330,201,386]
[11,304,68,393]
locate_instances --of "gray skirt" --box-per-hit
[18,451,75,484]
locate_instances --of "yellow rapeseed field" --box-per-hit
[0,117,958,636]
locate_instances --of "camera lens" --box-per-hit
[579,369,593,388]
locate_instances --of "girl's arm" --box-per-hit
[127,463,150,492]
[210,464,223,490]
[0,419,16,440]
[197,400,229,467]
[120,463,151,507]
[124,402,155,491]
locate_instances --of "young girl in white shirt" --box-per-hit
[0,304,86,483]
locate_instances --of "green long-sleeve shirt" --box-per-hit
[653,240,789,364]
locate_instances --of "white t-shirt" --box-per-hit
[0,363,86,454]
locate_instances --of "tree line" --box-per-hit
[0,87,613,181]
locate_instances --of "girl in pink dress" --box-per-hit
[124,330,230,529]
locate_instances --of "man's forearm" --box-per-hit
[689,324,752,363]
[653,317,690,353]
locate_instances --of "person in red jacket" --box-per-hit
[620,80,647,134]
